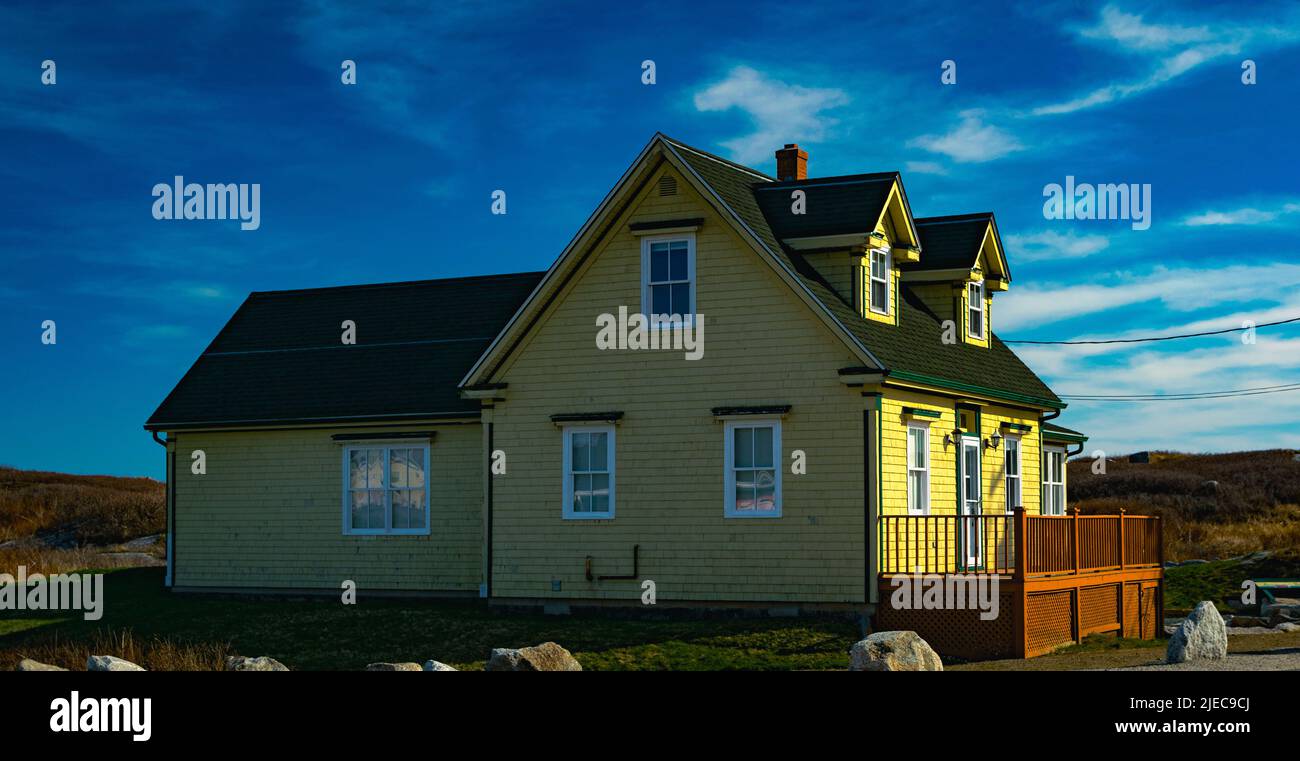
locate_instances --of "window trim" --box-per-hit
[341,444,431,536]
[561,424,616,520]
[868,248,891,315]
[968,280,986,339]
[640,233,696,328]
[906,422,931,515]
[723,419,783,519]
[1043,445,1066,516]
[1003,435,1021,514]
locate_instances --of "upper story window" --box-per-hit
[724,420,782,518]
[344,445,430,535]
[563,425,615,520]
[968,281,985,339]
[868,249,891,315]
[641,234,695,325]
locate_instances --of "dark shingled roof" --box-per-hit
[754,173,897,239]
[145,272,544,429]
[905,213,993,271]
[662,135,1058,407]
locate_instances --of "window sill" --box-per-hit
[724,511,782,519]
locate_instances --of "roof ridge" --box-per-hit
[250,270,546,298]
[656,133,775,182]
[915,212,994,225]
[759,171,899,188]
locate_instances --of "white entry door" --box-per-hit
[961,436,983,569]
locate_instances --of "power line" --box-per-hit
[1004,316,1300,345]
[1060,382,1300,402]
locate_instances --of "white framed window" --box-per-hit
[1004,436,1021,513]
[968,280,985,339]
[562,425,615,519]
[906,423,930,515]
[724,420,782,518]
[641,234,695,326]
[868,249,891,315]
[343,445,430,535]
[1043,446,1066,515]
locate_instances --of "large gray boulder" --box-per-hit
[848,631,943,671]
[485,642,582,671]
[225,655,290,672]
[1166,601,1228,663]
[16,658,67,671]
[423,660,457,671]
[365,662,423,671]
[87,655,145,672]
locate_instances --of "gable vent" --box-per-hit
[658,175,678,196]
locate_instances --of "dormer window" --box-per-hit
[968,281,985,340]
[868,249,891,315]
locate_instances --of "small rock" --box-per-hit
[365,662,423,671]
[848,631,943,671]
[485,642,582,671]
[1166,601,1228,663]
[16,658,67,671]
[423,660,457,671]
[87,655,145,672]
[1277,622,1300,633]
[225,656,289,672]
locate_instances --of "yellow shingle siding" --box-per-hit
[876,391,1043,573]
[488,166,868,604]
[170,422,482,591]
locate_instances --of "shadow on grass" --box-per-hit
[0,568,860,671]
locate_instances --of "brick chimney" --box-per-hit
[775,143,807,181]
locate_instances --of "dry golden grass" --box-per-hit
[1069,449,1300,561]
[0,466,164,545]
[0,543,163,575]
[5,629,231,671]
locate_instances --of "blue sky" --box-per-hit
[3,1,1299,478]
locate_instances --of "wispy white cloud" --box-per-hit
[998,262,1300,331]
[692,66,849,165]
[904,160,948,176]
[907,110,1022,163]
[1032,5,1300,116]
[1077,6,1211,52]
[1181,200,1300,227]
[1005,229,1110,261]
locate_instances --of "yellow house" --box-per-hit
[145,134,1162,659]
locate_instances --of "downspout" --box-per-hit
[484,414,494,600]
[150,431,174,588]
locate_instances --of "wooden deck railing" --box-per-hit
[879,508,1163,577]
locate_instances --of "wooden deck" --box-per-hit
[876,508,1164,659]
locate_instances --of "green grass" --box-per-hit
[1164,553,1300,614]
[0,568,860,671]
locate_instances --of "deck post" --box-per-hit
[1071,507,1082,644]
[1012,506,1027,658]
[1071,507,1080,575]
[1118,507,1126,571]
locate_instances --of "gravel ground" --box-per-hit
[1109,647,1300,671]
